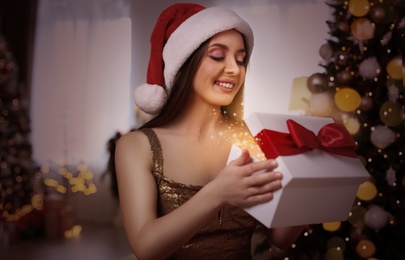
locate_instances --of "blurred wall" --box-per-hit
[31,0,133,224]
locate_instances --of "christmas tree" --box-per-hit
[276,1,405,259]
[0,34,43,241]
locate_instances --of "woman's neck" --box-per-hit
[159,101,258,156]
[166,103,232,140]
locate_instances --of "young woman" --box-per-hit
[115,3,304,259]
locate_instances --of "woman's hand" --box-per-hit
[209,149,283,208]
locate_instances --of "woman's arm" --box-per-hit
[266,225,305,250]
[115,131,283,259]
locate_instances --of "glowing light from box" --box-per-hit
[206,113,267,161]
[227,123,266,161]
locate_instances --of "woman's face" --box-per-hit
[191,30,247,108]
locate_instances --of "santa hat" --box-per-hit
[134,3,254,114]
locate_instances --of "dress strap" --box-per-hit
[138,128,164,175]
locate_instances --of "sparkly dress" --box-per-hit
[139,128,261,260]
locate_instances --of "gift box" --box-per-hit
[227,112,370,228]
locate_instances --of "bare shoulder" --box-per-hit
[116,129,149,151]
[115,129,152,172]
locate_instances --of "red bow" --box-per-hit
[255,119,358,159]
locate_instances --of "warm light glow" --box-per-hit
[323,221,342,232]
[56,185,67,194]
[357,181,377,201]
[31,194,44,210]
[44,178,59,187]
[64,225,83,238]
[343,117,360,135]
[42,161,97,195]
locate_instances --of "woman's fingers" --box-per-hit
[241,192,275,208]
[228,149,253,167]
[242,168,283,207]
[228,149,279,178]
[219,153,283,208]
[247,177,282,194]
[239,159,279,177]
[248,170,282,186]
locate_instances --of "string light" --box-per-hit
[2,192,44,222]
[1,32,45,224]
[64,225,83,238]
[42,160,97,196]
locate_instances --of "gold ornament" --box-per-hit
[351,18,375,41]
[323,221,342,232]
[348,205,366,227]
[357,181,377,201]
[379,101,404,127]
[334,88,362,112]
[348,0,371,17]
[386,57,403,80]
[356,239,376,258]
[327,236,347,251]
[325,247,344,260]
[343,117,361,135]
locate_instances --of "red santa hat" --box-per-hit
[134,3,254,114]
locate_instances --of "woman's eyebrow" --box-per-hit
[208,43,246,53]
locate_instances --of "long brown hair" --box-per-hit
[139,33,250,129]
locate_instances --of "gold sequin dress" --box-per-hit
[139,128,261,260]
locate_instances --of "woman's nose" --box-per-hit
[224,58,240,75]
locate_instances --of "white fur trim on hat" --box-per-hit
[134,83,167,114]
[163,7,254,90]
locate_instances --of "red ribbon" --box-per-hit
[255,119,358,159]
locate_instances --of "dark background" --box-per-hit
[0,0,38,92]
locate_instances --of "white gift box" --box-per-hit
[227,112,370,228]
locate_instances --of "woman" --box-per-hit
[115,3,304,259]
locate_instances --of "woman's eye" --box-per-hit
[208,48,225,61]
[237,59,246,66]
[210,55,224,61]
[236,54,247,66]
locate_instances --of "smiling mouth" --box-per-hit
[215,81,235,89]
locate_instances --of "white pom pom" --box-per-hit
[134,84,167,114]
